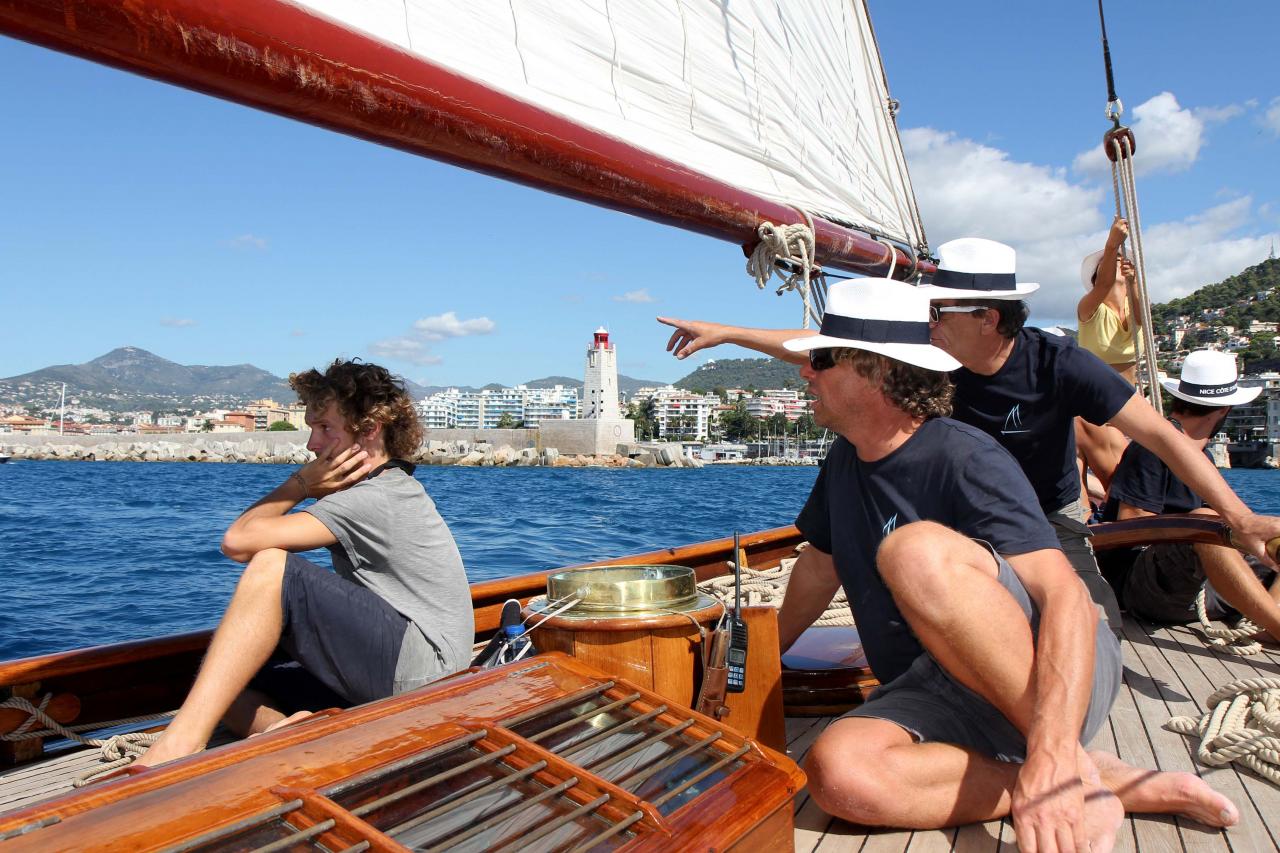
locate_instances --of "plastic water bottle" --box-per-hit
[499,624,532,664]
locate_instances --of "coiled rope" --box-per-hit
[1164,677,1280,785]
[697,552,853,626]
[1194,587,1263,656]
[0,695,171,787]
[745,214,824,328]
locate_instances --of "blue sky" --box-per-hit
[1,1,1277,389]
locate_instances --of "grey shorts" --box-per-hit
[845,545,1122,763]
[1123,543,1275,625]
[1048,499,1123,636]
[249,554,420,713]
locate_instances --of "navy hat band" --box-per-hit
[1178,379,1238,399]
[820,313,932,345]
[931,269,1019,292]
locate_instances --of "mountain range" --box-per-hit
[0,348,671,412]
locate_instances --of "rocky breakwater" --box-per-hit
[4,435,701,468]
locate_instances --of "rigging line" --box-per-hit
[1096,0,1122,124]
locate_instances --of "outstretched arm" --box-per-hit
[657,316,813,364]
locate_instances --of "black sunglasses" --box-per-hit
[809,349,839,371]
[929,305,992,323]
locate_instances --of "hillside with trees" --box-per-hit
[673,358,801,393]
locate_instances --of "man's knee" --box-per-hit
[804,719,911,824]
[877,522,994,597]
[239,548,289,591]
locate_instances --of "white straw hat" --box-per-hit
[1080,249,1105,291]
[782,278,960,372]
[1162,350,1260,407]
[916,238,1039,300]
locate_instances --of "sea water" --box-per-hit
[1,462,1277,660]
[0,462,818,658]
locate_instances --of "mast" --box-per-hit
[0,0,932,280]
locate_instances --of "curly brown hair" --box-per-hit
[289,359,423,459]
[833,348,953,420]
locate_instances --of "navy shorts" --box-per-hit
[248,554,414,714]
[845,544,1122,763]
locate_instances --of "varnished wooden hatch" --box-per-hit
[0,653,805,852]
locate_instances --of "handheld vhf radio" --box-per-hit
[725,531,748,693]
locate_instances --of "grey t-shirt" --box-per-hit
[304,467,473,686]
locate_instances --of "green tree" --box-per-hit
[268,420,298,431]
[717,399,755,441]
[200,420,215,433]
[495,412,520,429]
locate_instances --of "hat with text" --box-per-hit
[782,278,960,371]
[916,237,1039,300]
[1162,349,1260,407]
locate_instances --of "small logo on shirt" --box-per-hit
[1001,404,1029,434]
[882,514,898,537]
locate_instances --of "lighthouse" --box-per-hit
[538,325,635,455]
[582,327,621,420]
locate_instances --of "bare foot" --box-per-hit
[1089,750,1239,827]
[1082,781,1124,853]
[261,710,314,734]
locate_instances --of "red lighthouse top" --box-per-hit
[592,326,611,349]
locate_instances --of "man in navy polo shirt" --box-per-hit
[659,239,1280,635]
[709,278,1236,849]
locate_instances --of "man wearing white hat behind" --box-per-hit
[675,279,1235,849]
[1099,350,1280,636]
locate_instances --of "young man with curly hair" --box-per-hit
[138,359,472,767]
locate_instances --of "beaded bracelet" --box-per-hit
[290,472,309,499]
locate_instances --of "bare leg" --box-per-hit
[137,549,289,766]
[1194,542,1280,640]
[801,522,1236,835]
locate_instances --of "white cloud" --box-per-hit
[1194,103,1246,124]
[368,336,444,366]
[1072,92,1203,178]
[369,311,494,366]
[1263,97,1280,137]
[902,127,1103,245]
[226,233,268,251]
[160,317,196,328]
[899,125,1277,320]
[613,288,656,304]
[411,311,495,341]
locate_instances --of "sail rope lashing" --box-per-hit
[1164,677,1280,785]
[745,213,823,328]
[697,552,854,627]
[0,695,172,786]
[1193,587,1263,655]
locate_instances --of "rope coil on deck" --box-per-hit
[1194,587,1263,655]
[1164,677,1280,785]
[0,695,172,787]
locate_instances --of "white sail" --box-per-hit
[299,0,925,251]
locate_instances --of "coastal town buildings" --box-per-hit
[630,387,720,440]
[414,385,579,429]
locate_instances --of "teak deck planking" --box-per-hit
[788,617,1280,853]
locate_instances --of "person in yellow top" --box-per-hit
[1075,217,1143,513]
[1078,217,1143,384]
